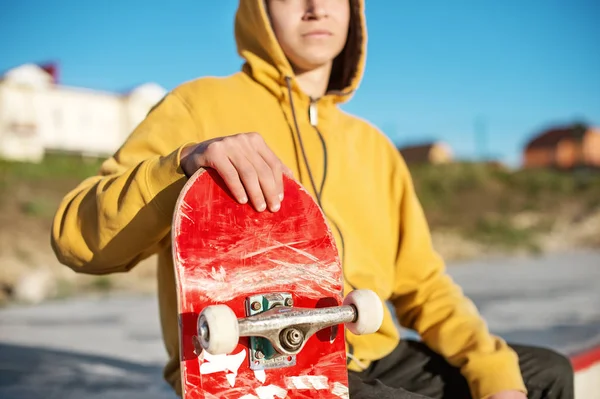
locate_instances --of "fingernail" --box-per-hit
[257,202,266,211]
[279,193,284,201]
[240,196,248,204]
[271,203,281,212]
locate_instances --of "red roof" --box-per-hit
[397,142,437,164]
[38,62,59,84]
[525,124,588,150]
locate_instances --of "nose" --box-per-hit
[305,0,329,19]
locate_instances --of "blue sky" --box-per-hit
[2,0,599,166]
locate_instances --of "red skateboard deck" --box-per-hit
[172,168,382,399]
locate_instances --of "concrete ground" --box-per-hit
[1,249,599,399]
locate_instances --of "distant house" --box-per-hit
[0,63,167,162]
[397,141,453,165]
[522,124,600,169]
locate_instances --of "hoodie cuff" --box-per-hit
[145,142,196,220]
[461,351,527,399]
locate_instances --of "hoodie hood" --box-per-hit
[234,0,366,104]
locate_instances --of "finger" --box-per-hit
[282,164,294,178]
[208,155,248,204]
[257,146,284,202]
[247,150,281,212]
[228,151,267,212]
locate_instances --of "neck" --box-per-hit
[293,62,332,99]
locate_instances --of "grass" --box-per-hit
[0,154,598,305]
[467,216,542,254]
[0,153,105,223]
[90,276,114,292]
[409,162,600,252]
[0,153,168,303]
[0,153,104,182]
[54,279,76,299]
[21,199,57,218]
[1,153,599,279]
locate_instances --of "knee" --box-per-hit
[522,345,574,392]
[543,347,574,381]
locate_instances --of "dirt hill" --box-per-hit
[1,155,599,304]
[408,162,600,259]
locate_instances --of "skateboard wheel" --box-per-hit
[343,289,384,335]
[197,305,240,355]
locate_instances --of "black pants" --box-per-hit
[348,340,574,399]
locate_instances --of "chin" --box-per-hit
[293,52,338,71]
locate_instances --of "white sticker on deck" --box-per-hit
[285,375,329,390]
[199,350,247,387]
[332,381,349,398]
[255,385,288,399]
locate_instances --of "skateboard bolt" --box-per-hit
[281,327,303,351]
[251,301,261,311]
[284,298,293,307]
[255,350,265,359]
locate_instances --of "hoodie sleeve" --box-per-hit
[51,91,197,275]
[389,155,527,399]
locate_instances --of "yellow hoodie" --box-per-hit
[51,1,526,398]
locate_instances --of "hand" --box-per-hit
[487,390,527,399]
[180,132,293,212]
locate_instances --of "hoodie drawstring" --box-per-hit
[284,76,349,273]
[284,77,362,368]
[284,77,325,206]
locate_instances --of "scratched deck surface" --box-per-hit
[172,169,348,399]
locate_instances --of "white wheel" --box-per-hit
[197,305,239,355]
[343,289,384,335]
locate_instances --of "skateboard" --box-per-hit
[172,168,384,399]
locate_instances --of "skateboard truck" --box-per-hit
[244,293,299,369]
[196,289,383,370]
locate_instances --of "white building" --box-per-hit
[0,63,167,162]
